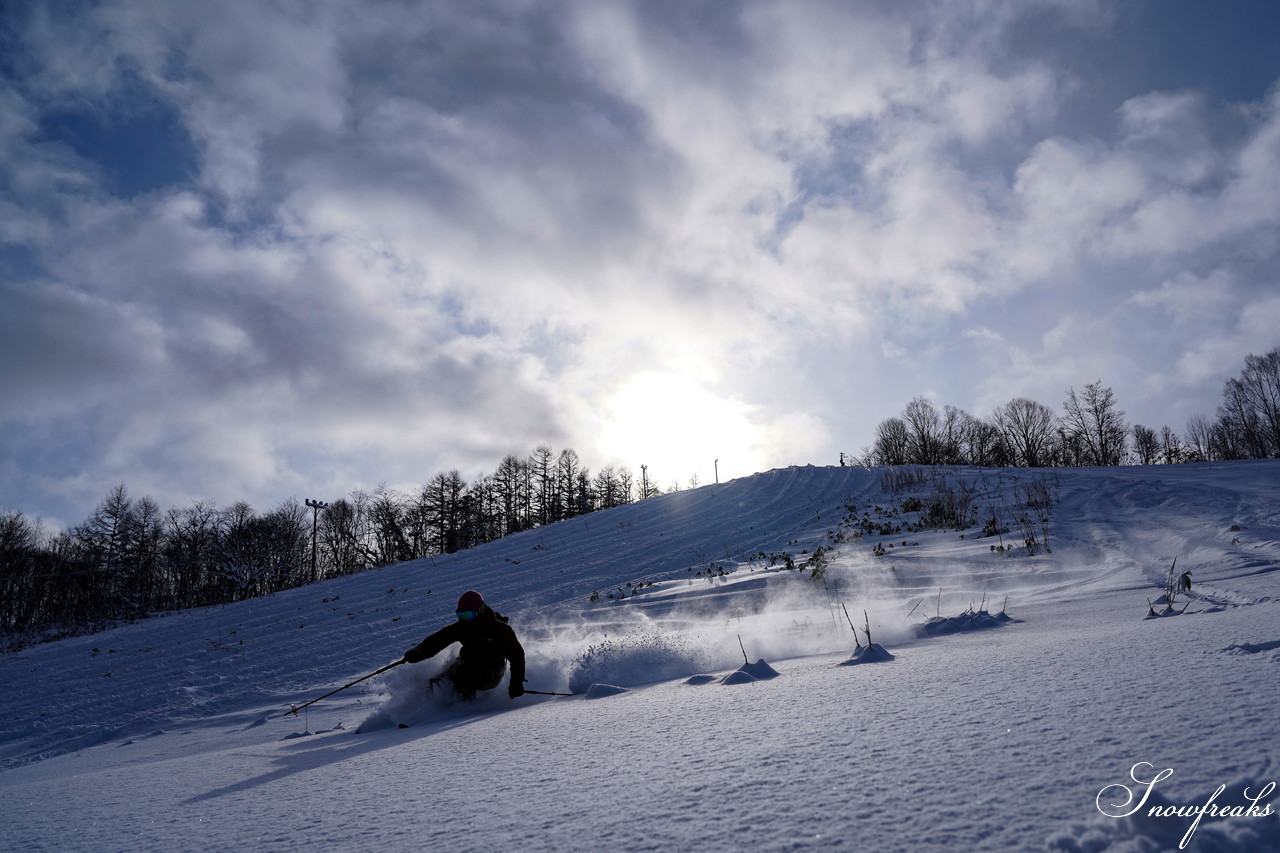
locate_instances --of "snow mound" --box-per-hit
[720,670,759,684]
[840,644,896,666]
[914,610,1018,637]
[583,683,629,699]
[740,658,780,679]
[719,658,780,685]
[683,674,718,686]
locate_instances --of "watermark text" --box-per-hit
[1096,762,1275,849]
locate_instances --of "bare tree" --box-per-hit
[1217,348,1280,458]
[72,484,141,621]
[163,501,220,608]
[573,470,595,516]
[993,398,1059,467]
[1160,425,1185,464]
[557,448,583,520]
[873,417,912,465]
[1062,381,1128,466]
[903,397,944,464]
[319,495,373,573]
[127,496,164,616]
[617,468,636,504]
[939,405,971,464]
[422,471,467,555]
[1184,414,1216,461]
[0,511,46,635]
[368,487,410,565]
[529,444,557,526]
[966,416,1007,467]
[216,501,272,601]
[462,476,499,549]
[493,454,529,536]
[262,498,308,590]
[593,465,624,509]
[1132,425,1160,465]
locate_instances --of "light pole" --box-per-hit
[305,498,329,583]
[715,458,719,484]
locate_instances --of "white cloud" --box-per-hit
[3,0,1279,524]
[1126,269,1237,333]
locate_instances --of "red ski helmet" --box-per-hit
[456,590,485,612]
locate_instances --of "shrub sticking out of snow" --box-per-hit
[1147,557,1193,618]
[840,609,895,665]
[841,644,895,665]
[914,601,1019,638]
[738,658,780,679]
[720,658,781,685]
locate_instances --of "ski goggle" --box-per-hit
[456,609,480,622]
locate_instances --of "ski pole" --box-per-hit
[522,688,575,697]
[286,659,404,717]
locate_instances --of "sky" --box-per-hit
[2,0,1280,528]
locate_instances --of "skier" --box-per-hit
[402,590,527,700]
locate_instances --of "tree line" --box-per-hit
[862,347,1280,467]
[0,446,661,646]
[3,347,1277,647]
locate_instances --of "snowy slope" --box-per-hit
[2,462,1279,852]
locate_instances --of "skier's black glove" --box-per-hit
[403,647,426,664]
[508,681,525,699]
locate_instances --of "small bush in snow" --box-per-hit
[1147,557,1192,618]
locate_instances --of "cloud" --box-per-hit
[2,0,1279,525]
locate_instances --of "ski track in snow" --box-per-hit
[2,461,1279,852]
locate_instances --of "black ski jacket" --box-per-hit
[404,612,525,685]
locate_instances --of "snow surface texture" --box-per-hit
[2,462,1279,852]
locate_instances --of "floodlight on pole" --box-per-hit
[305,499,329,583]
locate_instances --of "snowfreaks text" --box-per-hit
[1096,762,1276,849]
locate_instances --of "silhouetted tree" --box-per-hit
[1062,381,1128,466]
[1184,414,1216,461]
[903,397,944,465]
[993,398,1058,467]
[872,417,911,465]
[1132,425,1160,465]
[1160,425,1185,464]
[529,444,557,526]
[1217,348,1280,458]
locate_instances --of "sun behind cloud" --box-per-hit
[598,371,770,487]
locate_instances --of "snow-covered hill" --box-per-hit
[2,462,1279,852]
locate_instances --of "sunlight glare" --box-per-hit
[598,372,766,487]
